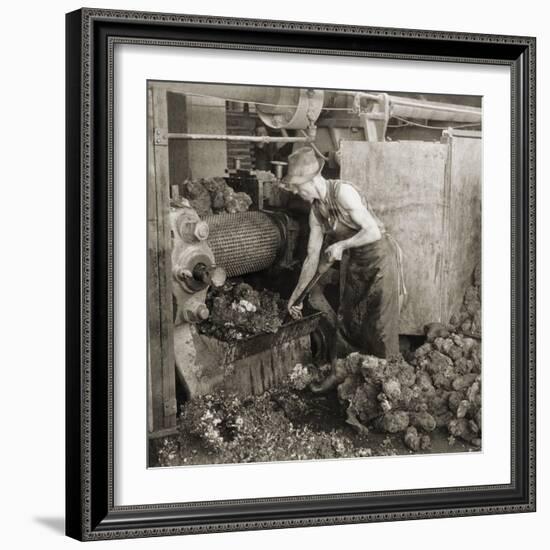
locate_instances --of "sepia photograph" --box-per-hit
[147,81,482,468]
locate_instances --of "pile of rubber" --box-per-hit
[159,385,377,466]
[180,177,252,217]
[336,338,481,451]
[335,267,482,451]
[450,263,481,335]
[198,281,288,342]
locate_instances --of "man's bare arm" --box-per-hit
[337,184,381,250]
[324,184,381,262]
[289,209,324,304]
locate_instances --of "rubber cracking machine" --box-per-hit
[147,81,482,437]
[169,201,322,400]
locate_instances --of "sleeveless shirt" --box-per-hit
[311,179,385,235]
[311,179,407,309]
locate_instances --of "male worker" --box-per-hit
[284,146,405,360]
[253,123,276,171]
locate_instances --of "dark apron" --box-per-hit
[337,234,400,358]
[313,180,403,359]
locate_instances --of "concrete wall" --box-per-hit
[167,91,228,182]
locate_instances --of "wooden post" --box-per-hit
[440,129,482,322]
[147,85,177,438]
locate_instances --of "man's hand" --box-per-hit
[325,242,345,263]
[288,301,303,320]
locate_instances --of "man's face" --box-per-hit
[255,126,268,149]
[256,126,268,137]
[289,180,316,202]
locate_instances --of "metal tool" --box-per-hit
[287,251,335,315]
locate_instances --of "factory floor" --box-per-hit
[149,386,477,468]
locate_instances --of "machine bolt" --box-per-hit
[183,303,210,323]
[196,304,209,321]
[193,221,209,241]
[210,266,226,288]
[177,268,193,281]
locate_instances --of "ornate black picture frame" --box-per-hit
[65,8,536,541]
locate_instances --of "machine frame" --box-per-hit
[66,8,536,540]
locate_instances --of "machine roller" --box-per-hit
[203,211,284,278]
